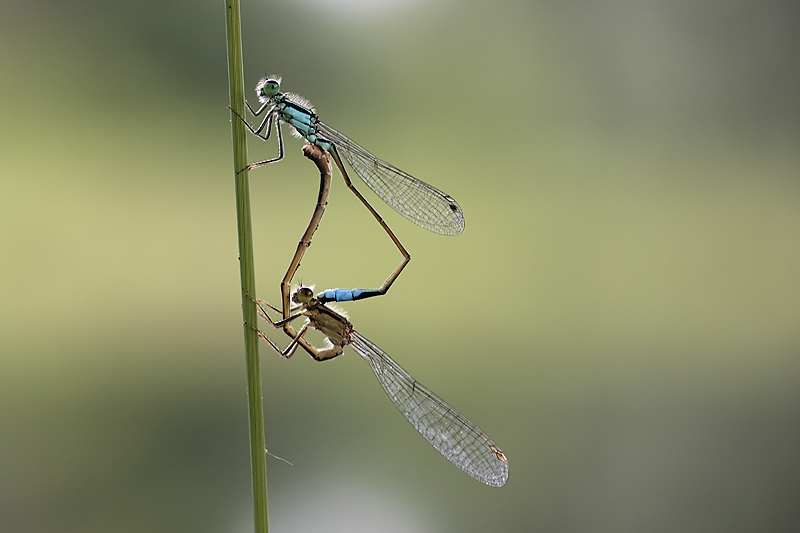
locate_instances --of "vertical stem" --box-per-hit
[224,1,269,532]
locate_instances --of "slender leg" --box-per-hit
[246,100,271,118]
[251,111,274,139]
[249,296,307,359]
[229,105,282,172]
[249,297,342,362]
[230,103,274,139]
[246,121,285,170]
[250,296,286,317]
[246,311,309,359]
[251,296,304,328]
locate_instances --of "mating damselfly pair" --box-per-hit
[235,77,508,487]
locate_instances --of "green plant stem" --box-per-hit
[224,1,269,532]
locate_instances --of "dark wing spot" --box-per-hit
[444,195,461,213]
[490,445,508,463]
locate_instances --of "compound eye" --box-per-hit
[294,286,314,303]
[260,78,280,97]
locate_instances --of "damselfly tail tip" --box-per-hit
[484,444,509,487]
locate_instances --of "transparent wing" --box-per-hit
[349,331,508,487]
[317,122,465,236]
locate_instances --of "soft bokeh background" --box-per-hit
[2,0,799,531]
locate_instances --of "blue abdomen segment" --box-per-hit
[317,288,383,303]
[291,121,314,137]
[282,105,314,127]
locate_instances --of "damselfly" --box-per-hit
[250,286,509,487]
[235,76,465,236]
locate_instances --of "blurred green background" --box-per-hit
[2,0,799,531]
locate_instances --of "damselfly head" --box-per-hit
[292,285,315,304]
[256,76,282,101]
